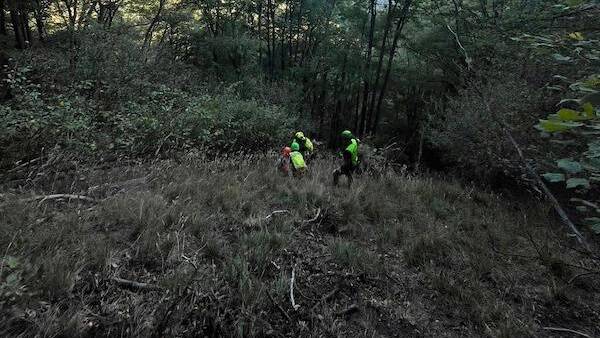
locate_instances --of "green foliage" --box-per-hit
[528,23,600,220]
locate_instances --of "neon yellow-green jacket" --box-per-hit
[345,139,359,166]
[290,151,306,170]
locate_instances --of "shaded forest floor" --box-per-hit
[0,153,599,337]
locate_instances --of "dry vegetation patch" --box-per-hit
[0,154,599,337]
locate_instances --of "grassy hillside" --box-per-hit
[1,154,598,337]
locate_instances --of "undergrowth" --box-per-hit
[0,154,598,337]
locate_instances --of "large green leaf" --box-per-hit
[582,102,596,117]
[536,119,583,132]
[566,177,590,189]
[557,158,583,173]
[543,173,565,182]
[556,108,594,121]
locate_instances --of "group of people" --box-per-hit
[276,130,360,186]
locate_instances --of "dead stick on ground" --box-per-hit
[111,277,162,291]
[22,194,97,203]
[265,210,290,220]
[568,271,600,285]
[542,326,591,338]
[290,265,299,310]
[302,208,321,224]
[483,100,589,251]
[337,304,359,317]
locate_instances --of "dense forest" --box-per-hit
[1,0,600,337]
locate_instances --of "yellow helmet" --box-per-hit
[295,131,305,140]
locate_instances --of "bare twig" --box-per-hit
[290,265,299,310]
[446,24,472,69]
[542,327,591,338]
[7,158,40,173]
[337,304,359,316]
[22,194,97,203]
[482,100,589,251]
[265,210,290,220]
[568,271,600,285]
[303,208,321,224]
[111,277,162,291]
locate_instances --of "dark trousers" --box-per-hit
[333,164,356,187]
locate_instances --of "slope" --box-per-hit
[0,153,599,337]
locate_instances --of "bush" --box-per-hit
[429,66,544,182]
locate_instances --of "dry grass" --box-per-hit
[0,152,599,337]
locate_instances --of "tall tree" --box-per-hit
[8,0,25,49]
[372,0,412,134]
[0,0,6,35]
[357,0,376,137]
[367,0,397,134]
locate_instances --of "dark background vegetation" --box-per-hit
[1,0,600,336]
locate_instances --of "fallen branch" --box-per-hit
[482,100,589,251]
[542,326,591,338]
[337,304,359,317]
[111,277,162,291]
[7,158,40,173]
[568,271,600,285]
[303,208,321,224]
[446,24,472,70]
[290,265,299,310]
[265,210,290,220]
[22,194,97,203]
[505,130,589,250]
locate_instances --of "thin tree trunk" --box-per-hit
[270,0,276,77]
[330,53,347,148]
[34,4,46,42]
[20,11,32,44]
[372,0,412,135]
[281,3,288,70]
[353,89,360,132]
[317,71,329,137]
[367,0,396,134]
[293,0,304,63]
[358,0,377,137]
[9,8,24,49]
[265,0,273,78]
[0,0,6,35]
[257,0,263,67]
[143,0,166,50]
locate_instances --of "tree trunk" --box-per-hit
[330,53,347,148]
[257,0,263,67]
[143,0,166,50]
[0,0,6,35]
[367,0,396,134]
[9,8,24,49]
[20,11,32,44]
[34,3,46,42]
[293,0,304,63]
[372,0,412,135]
[358,0,377,137]
[269,0,276,77]
[281,3,288,71]
[317,71,329,137]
